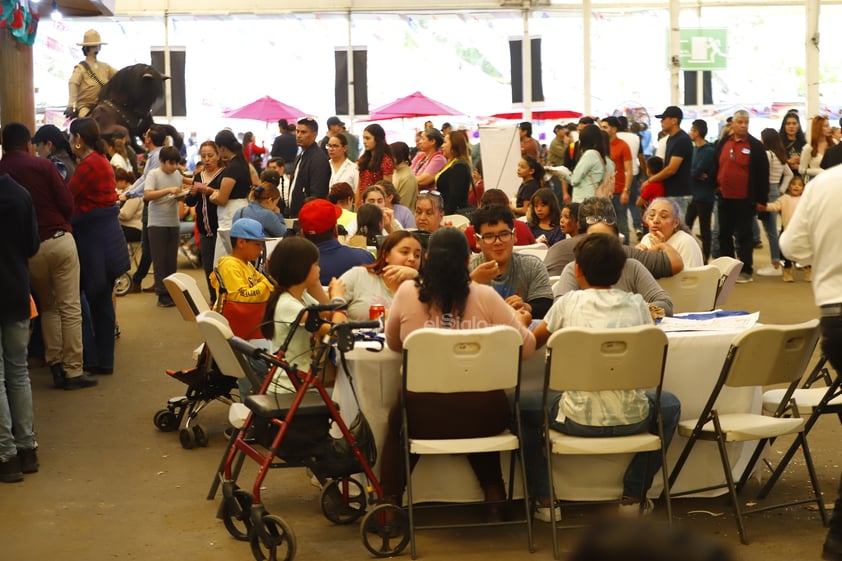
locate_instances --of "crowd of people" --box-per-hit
[2,105,839,546]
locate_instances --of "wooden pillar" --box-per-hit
[0,29,35,134]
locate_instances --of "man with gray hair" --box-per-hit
[710,109,769,283]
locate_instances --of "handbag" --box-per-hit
[590,157,616,199]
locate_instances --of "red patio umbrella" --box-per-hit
[367,91,464,121]
[489,109,582,121]
[222,95,308,122]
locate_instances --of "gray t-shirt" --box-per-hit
[546,237,673,279]
[145,168,182,227]
[552,258,674,317]
[469,252,553,304]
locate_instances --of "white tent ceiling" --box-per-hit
[111,0,839,16]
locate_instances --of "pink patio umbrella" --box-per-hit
[367,91,465,121]
[222,95,308,122]
[489,109,582,121]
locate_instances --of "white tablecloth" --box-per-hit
[332,328,760,502]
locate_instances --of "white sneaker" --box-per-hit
[757,266,783,277]
[618,498,654,517]
[534,505,562,523]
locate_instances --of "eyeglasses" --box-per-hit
[584,215,616,226]
[419,189,442,197]
[327,143,342,149]
[477,230,513,243]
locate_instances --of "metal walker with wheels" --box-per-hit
[212,302,412,561]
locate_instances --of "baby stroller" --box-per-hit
[114,238,142,296]
[208,302,412,561]
[151,273,239,449]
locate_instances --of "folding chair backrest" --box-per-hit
[515,248,548,261]
[723,320,821,388]
[442,214,471,230]
[513,242,549,253]
[657,265,720,313]
[710,256,743,308]
[196,311,249,379]
[164,272,210,321]
[402,326,523,393]
[546,325,668,392]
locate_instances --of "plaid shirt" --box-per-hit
[68,151,117,217]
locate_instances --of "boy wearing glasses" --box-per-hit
[468,205,554,319]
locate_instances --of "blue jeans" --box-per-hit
[757,186,781,263]
[523,390,681,501]
[612,193,631,245]
[0,319,35,461]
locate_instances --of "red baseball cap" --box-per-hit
[298,199,342,236]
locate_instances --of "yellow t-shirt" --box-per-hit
[210,256,274,303]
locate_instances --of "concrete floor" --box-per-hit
[1,246,836,561]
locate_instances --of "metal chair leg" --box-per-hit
[712,412,748,545]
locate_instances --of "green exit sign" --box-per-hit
[675,28,728,71]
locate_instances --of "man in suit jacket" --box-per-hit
[288,118,331,217]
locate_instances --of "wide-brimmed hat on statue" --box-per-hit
[77,30,106,46]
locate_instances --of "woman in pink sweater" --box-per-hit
[380,227,536,517]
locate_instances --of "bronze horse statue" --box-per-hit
[89,63,182,152]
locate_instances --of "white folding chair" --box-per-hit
[656,265,720,313]
[164,272,211,321]
[401,326,534,559]
[198,311,265,501]
[709,256,743,308]
[667,320,826,544]
[442,214,471,230]
[757,355,842,499]
[544,325,672,559]
[515,247,548,261]
[513,242,549,253]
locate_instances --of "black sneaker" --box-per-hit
[157,297,175,308]
[0,455,23,483]
[64,373,99,390]
[17,448,38,474]
[49,363,66,389]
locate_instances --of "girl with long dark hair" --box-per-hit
[757,128,794,275]
[379,228,536,517]
[356,123,394,208]
[260,237,345,392]
[558,124,613,204]
[338,230,422,320]
[67,118,129,383]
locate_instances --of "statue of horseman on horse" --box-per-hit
[66,29,182,153]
